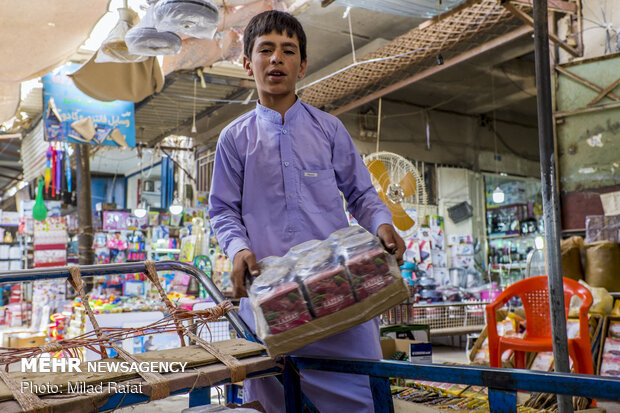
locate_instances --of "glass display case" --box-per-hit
[484,175,544,288]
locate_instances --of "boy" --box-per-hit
[209,10,405,412]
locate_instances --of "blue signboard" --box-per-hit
[42,63,135,147]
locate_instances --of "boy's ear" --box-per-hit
[243,55,253,77]
[298,59,307,80]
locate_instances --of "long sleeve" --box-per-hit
[331,121,393,235]
[208,129,251,261]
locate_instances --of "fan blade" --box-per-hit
[367,159,391,193]
[388,202,415,231]
[399,172,417,198]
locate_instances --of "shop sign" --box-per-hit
[42,63,135,147]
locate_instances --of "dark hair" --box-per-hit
[243,10,307,61]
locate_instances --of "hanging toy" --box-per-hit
[33,177,48,221]
[45,145,53,194]
[51,144,57,197]
[65,142,72,193]
[56,143,63,195]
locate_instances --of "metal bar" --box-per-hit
[330,26,533,116]
[555,66,620,100]
[283,357,303,413]
[588,77,620,105]
[0,261,257,342]
[554,100,620,118]
[533,1,573,412]
[502,2,580,57]
[488,388,517,413]
[369,376,395,413]
[189,386,211,407]
[291,357,620,401]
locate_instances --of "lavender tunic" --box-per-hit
[209,98,392,412]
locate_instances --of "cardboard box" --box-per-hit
[381,337,432,363]
[262,278,410,357]
[3,332,47,348]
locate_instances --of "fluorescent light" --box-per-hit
[492,186,505,204]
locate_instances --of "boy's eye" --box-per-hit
[259,49,272,53]
[284,50,295,54]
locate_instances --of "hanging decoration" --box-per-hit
[32,178,48,222]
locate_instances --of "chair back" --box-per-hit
[500,276,592,339]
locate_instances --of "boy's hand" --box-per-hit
[377,224,405,266]
[231,249,259,298]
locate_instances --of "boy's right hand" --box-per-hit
[231,249,259,298]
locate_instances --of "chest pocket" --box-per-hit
[298,168,343,213]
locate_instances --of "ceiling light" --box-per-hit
[169,198,183,215]
[492,186,504,204]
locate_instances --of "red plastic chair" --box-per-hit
[485,276,594,375]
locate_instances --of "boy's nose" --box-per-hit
[270,50,283,64]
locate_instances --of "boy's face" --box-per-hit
[243,30,307,100]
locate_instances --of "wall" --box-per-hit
[557,0,620,64]
[338,99,540,177]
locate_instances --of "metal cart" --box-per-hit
[1,261,619,412]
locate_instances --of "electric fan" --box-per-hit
[364,151,428,237]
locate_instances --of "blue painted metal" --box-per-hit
[369,376,395,413]
[226,383,243,404]
[289,356,620,406]
[488,389,517,413]
[282,357,303,413]
[189,387,211,407]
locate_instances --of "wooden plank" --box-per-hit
[0,355,277,413]
[502,2,580,57]
[555,66,620,101]
[510,0,577,14]
[331,26,532,116]
[0,339,266,402]
[588,77,620,105]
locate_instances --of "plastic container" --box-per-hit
[249,265,311,336]
[295,247,355,318]
[337,232,400,301]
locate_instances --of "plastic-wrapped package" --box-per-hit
[586,215,620,243]
[337,232,399,301]
[285,239,322,258]
[295,247,355,318]
[96,8,148,63]
[154,0,219,40]
[250,264,311,336]
[327,225,367,244]
[126,7,182,56]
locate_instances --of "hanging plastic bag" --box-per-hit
[126,6,182,56]
[95,8,148,63]
[154,0,219,39]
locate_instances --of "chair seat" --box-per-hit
[499,336,553,352]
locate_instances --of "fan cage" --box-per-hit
[364,151,428,234]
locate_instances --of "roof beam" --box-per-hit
[510,0,577,14]
[502,1,580,57]
[330,25,533,116]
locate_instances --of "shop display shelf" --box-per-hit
[383,301,489,337]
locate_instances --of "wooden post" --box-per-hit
[76,144,94,265]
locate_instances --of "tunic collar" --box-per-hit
[256,97,303,125]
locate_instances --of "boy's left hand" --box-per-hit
[377,224,405,266]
